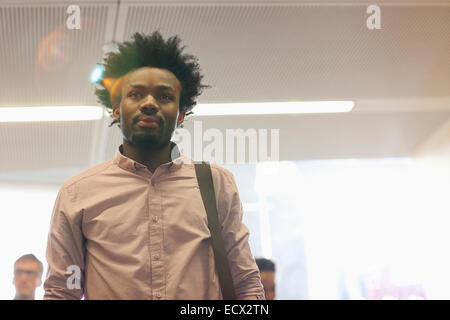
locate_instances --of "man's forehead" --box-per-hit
[260,270,275,278]
[15,260,40,269]
[124,67,181,91]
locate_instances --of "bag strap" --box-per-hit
[194,162,236,300]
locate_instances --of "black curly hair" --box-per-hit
[255,258,276,272]
[95,31,210,126]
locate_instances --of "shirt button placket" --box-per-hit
[149,178,165,299]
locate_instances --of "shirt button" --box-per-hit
[152,216,158,223]
[155,293,161,299]
[154,254,160,260]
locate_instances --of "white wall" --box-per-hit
[232,157,434,299]
[412,119,450,299]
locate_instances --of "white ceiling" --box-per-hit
[0,0,449,184]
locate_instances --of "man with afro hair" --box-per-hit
[44,31,264,300]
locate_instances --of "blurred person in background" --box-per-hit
[13,254,43,300]
[255,258,276,300]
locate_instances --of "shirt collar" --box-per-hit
[114,141,188,174]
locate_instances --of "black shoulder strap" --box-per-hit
[194,162,236,300]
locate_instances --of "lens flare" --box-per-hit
[90,64,104,84]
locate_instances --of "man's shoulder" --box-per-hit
[180,157,234,180]
[60,158,115,190]
[205,162,238,191]
[209,162,234,180]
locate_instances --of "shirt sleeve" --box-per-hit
[215,169,266,300]
[44,185,85,300]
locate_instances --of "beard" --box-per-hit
[130,132,167,149]
[124,121,176,150]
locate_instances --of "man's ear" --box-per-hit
[177,112,186,127]
[102,78,118,93]
[113,106,120,120]
[103,77,123,115]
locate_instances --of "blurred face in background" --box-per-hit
[260,270,276,300]
[13,260,42,299]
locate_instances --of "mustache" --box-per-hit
[133,114,163,125]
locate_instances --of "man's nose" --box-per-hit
[139,94,160,113]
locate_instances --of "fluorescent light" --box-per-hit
[192,101,355,116]
[0,106,104,122]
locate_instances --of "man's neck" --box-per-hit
[122,141,172,173]
[14,293,35,300]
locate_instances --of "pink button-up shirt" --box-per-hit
[44,144,264,300]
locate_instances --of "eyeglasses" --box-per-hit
[14,269,40,277]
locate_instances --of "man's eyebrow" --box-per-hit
[128,84,176,92]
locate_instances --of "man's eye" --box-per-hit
[160,94,173,101]
[128,92,140,98]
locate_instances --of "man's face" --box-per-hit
[260,271,276,300]
[113,67,185,148]
[13,261,42,298]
